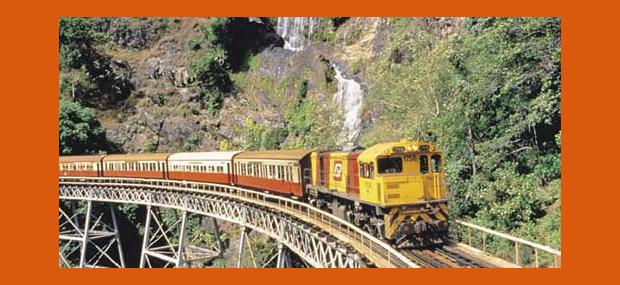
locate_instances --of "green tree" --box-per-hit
[241,118,265,150]
[59,100,107,154]
[187,48,231,114]
[59,18,103,69]
[364,18,561,242]
[260,128,288,150]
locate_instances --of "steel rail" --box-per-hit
[59,177,419,268]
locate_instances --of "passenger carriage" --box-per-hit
[102,153,169,179]
[232,150,312,196]
[59,155,105,177]
[167,151,241,184]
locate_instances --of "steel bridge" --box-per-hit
[59,177,561,268]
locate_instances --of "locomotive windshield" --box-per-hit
[431,154,442,172]
[378,157,403,174]
[420,155,429,173]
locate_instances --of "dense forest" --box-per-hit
[59,17,561,257]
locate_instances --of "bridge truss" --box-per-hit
[59,177,417,268]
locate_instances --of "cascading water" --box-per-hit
[275,17,363,149]
[276,17,318,51]
[331,64,363,149]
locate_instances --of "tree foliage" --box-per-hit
[59,18,103,69]
[241,118,288,150]
[59,18,133,108]
[365,18,561,245]
[59,100,107,154]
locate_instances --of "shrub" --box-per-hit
[187,48,231,114]
[241,118,266,150]
[59,99,107,154]
[260,128,288,150]
[183,132,202,151]
[59,18,103,69]
[188,36,202,51]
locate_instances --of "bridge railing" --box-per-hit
[451,219,561,268]
[59,177,418,268]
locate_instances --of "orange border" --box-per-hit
[1,0,616,282]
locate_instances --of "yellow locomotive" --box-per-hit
[306,139,448,246]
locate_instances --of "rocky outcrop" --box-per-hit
[77,17,462,153]
[107,18,171,49]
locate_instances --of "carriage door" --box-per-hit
[430,154,443,199]
[420,154,433,199]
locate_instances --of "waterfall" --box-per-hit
[332,64,363,149]
[276,17,318,51]
[274,17,363,149]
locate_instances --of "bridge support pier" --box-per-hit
[237,226,258,268]
[140,205,219,268]
[212,217,224,259]
[59,201,125,268]
[276,242,292,268]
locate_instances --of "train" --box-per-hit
[59,139,449,246]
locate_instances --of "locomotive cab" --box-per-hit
[357,140,447,206]
[357,139,449,245]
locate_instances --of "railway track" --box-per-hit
[400,242,498,268]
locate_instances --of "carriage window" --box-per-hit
[287,166,293,181]
[217,166,224,173]
[431,154,442,172]
[378,157,402,174]
[369,162,375,178]
[420,155,429,174]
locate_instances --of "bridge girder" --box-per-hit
[59,181,372,268]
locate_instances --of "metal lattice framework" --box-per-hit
[59,202,125,268]
[59,177,419,268]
